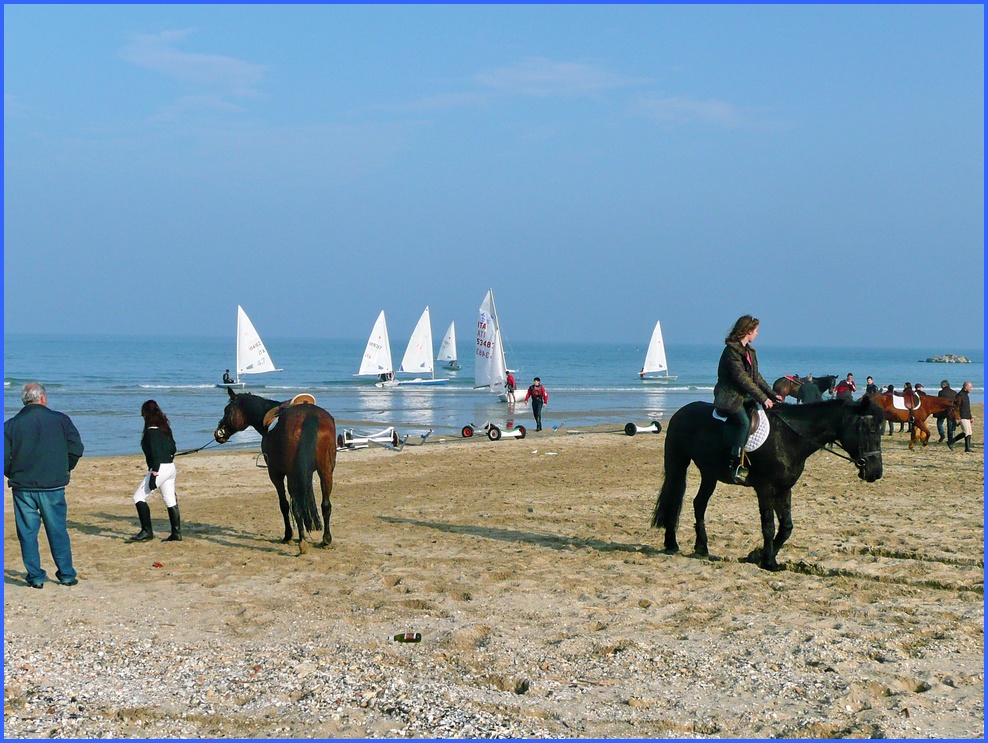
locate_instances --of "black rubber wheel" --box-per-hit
[487,425,502,441]
[517,425,527,439]
[625,422,637,436]
[651,420,663,434]
[337,434,345,448]
[461,426,474,438]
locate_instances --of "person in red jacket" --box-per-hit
[525,377,549,431]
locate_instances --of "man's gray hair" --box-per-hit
[22,382,46,405]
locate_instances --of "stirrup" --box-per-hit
[731,464,749,485]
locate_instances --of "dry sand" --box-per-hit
[4,407,984,738]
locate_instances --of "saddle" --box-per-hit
[262,393,317,429]
[711,402,771,453]
[891,394,921,411]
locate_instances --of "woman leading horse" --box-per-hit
[214,389,337,554]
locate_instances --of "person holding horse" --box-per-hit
[713,315,783,485]
[949,381,974,453]
[936,379,958,443]
[129,400,181,542]
[797,374,823,404]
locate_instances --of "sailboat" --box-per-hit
[638,320,678,382]
[396,306,448,386]
[356,310,398,387]
[436,322,460,371]
[216,305,283,389]
[475,289,512,402]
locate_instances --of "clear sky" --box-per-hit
[3,4,984,349]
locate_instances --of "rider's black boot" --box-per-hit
[164,505,182,541]
[128,501,154,542]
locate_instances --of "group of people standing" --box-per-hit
[4,382,183,588]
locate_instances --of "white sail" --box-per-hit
[475,289,508,399]
[236,305,281,378]
[399,307,435,377]
[437,322,457,364]
[640,320,677,381]
[358,310,394,377]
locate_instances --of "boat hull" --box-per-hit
[216,382,247,389]
[639,375,678,383]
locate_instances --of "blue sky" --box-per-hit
[3,4,984,349]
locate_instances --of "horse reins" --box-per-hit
[175,439,222,457]
[771,409,875,468]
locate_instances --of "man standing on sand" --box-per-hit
[4,382,84,589]
[834,373,856,401]
[525,377,549,431]
[865,376,880,395]
[935,379,957,443]
[949,381,974,452]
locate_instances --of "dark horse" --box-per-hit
[772,374,837,401]
[651,397,884,571]
[214,388,337,554]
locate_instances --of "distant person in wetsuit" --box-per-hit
[223,370,234,384]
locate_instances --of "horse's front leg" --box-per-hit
[772,489,794,555]
[751,489,781,571]
[692,474,718,557]
[268,471,293,543]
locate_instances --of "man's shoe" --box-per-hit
[28,582,43,589]
[60,579,79,586]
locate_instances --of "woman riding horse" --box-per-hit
[713,315,784,484]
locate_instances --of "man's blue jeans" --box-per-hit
[12,488,77,586]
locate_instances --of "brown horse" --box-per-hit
[870,393,960,450]
[214,389,337,554]
[773,374,837,401]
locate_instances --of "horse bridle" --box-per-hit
[774,410,880,471]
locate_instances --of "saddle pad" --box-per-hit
[891,395,920,411]
[744,409,770,452]
[710,408,770,452]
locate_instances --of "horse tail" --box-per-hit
[290,414,322,535]
[651,419,690,531]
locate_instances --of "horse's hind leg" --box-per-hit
[692,473,718,557]
[269,473,293,543]
[315,467,334,549]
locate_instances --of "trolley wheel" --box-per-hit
[461,426,474,438]
[487,425,502,441]
[651,420,663,434]
[625,422,637,436]
[392,431,400,446]
[337,434,345,448]
[517,425,526,439]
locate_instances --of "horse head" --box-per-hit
[824,375,837,395]
[840,397,884,482]
[214,388,251,443]
[948,396,963,423]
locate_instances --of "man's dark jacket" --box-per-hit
[4,404,84,490]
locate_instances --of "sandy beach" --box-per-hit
[4,407,984,738]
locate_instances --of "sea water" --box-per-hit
[3,333,983,457]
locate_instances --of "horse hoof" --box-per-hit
[661,546,680,555]
[760,562,783,572]
[316,541,334,550]
[693,548,709,558]
[298,541,310,555]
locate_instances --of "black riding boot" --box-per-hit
[128,501,154,542]
[164,505,182,541]
[964,436,972,453]
[727,447,749,485]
